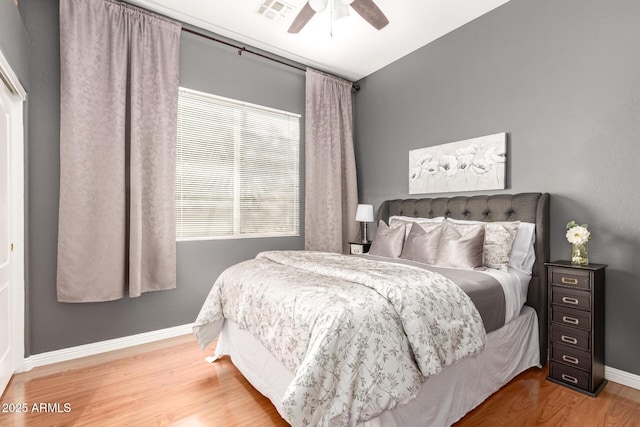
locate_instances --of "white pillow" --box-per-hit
[389,215,445,223]
[509,222,536,273]
[389,215,445,238]
[446,218,536,274]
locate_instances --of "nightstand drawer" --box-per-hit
[552,286,591,310]
[550,361,591,390]
[350,244,364,254]
[349,242,371,255]
[551,324,590,351]
[551,342,591,371]
[551,267,591,289]
[552,305,591,330]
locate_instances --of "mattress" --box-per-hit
[213,305,540,427]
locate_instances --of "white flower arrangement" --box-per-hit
[565,220,591,245]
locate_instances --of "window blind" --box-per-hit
[176,87,300,240]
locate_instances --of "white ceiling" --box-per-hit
[127,0,511,82]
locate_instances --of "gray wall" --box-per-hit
[354,0,640,375]
[0,0,29,90]
[19,0,304,355]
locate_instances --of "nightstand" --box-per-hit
[546,260,607,396]
[349,241,371,255]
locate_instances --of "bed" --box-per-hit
[194,192,550,426]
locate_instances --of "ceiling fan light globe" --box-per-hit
[333,3,350,20]
[309,0,328,12]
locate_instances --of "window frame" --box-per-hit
[175,87,301,241]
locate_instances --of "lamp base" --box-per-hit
[362,223,370,244]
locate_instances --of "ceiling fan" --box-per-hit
[288,0,389,33]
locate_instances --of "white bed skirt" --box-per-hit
[213,306,540,427]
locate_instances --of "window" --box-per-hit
[176,87,300,240]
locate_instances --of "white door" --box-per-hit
[0,67,25,396]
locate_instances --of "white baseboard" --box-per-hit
[19,327,640,393]
[21,323,193,372]
[605,365,640,391]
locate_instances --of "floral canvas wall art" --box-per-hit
[409,132,507,194]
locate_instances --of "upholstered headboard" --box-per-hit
[377,193,550,365]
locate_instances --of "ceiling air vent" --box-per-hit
[256,0,295,23]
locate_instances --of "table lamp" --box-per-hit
[355,204,374,243]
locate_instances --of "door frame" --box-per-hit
[0,47,26,379]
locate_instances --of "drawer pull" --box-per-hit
[562,315,580,325]
[561,335,578,345]
[562,297,579,305]
[562,355,579,365]
[561,374,579,384]
[561,277,579,285]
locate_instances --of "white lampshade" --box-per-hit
[339,0,355,4]
[309,0,328,12]
[355,204,374,222]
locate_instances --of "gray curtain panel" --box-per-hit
[57,0,180,302]
[304,68,359,253]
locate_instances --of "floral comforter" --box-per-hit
[193,251,486,427]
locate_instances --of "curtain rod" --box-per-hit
[181,27,360,92]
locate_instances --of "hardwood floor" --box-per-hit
[1,335,639,426]
[455,367,640,427]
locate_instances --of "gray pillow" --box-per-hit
[369,220,405,258]
[447,220,519,271]
[435,221,485,270]
[400,223,442,264]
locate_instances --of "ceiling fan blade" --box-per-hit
[288,2,316,33]
[350,0,389,30]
